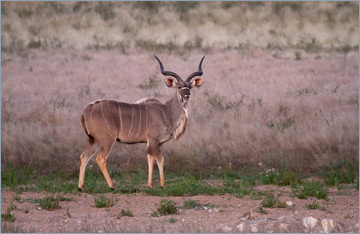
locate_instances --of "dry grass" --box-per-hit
[1,2,358,52]
[1,50,358,176]
[1,1,358,177]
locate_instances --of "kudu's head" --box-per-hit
[154,55,204,104]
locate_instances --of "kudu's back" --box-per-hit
[81,98,172,145]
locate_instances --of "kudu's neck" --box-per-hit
[166,92,187,128]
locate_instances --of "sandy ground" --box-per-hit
[1,184,358,233]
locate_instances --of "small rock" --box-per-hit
[220,225,232,232]
[279,223,289,232]
[303,216,318,230]
[250,224,258,233]
[219,225,232,232]
[286,201,293,207]
[321,219,334,233]
[236,222,246,232]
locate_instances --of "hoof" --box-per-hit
[78,187,83,192]
[110,187,115,191]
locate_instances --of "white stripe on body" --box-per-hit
[101,100,113,138]
[90,103,97,133]
[128,104,135,138]
[135,104,142,137]
[145,102,149,135]
[117,102,122,136]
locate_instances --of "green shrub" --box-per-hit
[120,209,134,217]
[261,193,277,208]
[306,201,320,210]
[292,180,328,200]
[152,199,178,216]
[1,166,34,189]
[322,164,357,186]
[1,212,16,222]
[181,199,202,209]
[261,193,287,208]
[39,196,61,210]
[94,194,115,208]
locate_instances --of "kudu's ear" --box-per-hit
[165,77,178,88]
[189,77,203,88]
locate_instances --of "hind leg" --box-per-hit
[147,154,156,188]
[78,142,99,191]
[96,145,115,190]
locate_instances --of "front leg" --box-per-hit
[147,154,156,188]
[146,139,160,188]
[156,153,165,187]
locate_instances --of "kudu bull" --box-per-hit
[78,56,205,191]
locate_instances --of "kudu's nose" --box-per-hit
[184,90,190,98]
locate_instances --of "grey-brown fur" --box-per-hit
[78,56,204,191]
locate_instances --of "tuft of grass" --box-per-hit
[94,194,116,208]
[261,193,287,208]
[261,193,277,208]
[180,199,202,209]
[137,75,159,89]
[134,1,161,13]
[1,165,34,190]
[95,2,115,21]
[169,217,177,223]
[294,51,302,60]
[2,202,17,222]
[202,203,216,209]
[152,199,178,216]
[257,206,268,214]
[14,195,22,203]
[113,183,140,194]
[305,200,319,210]
[321,163,357,186]
[16,8,33,18]
[144,177,218,196]
[222,179,252,198]
[250,190,266,200]
[203,90,225,110]
[292,180,328,200]
[120,209,134,217]
[39,196,61,210]
[7,204,17,212]
[258,168,302,186]
[1,212,16,222]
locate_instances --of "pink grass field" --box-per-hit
[1,49,358,175]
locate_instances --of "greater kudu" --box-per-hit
[78,56,204,191]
